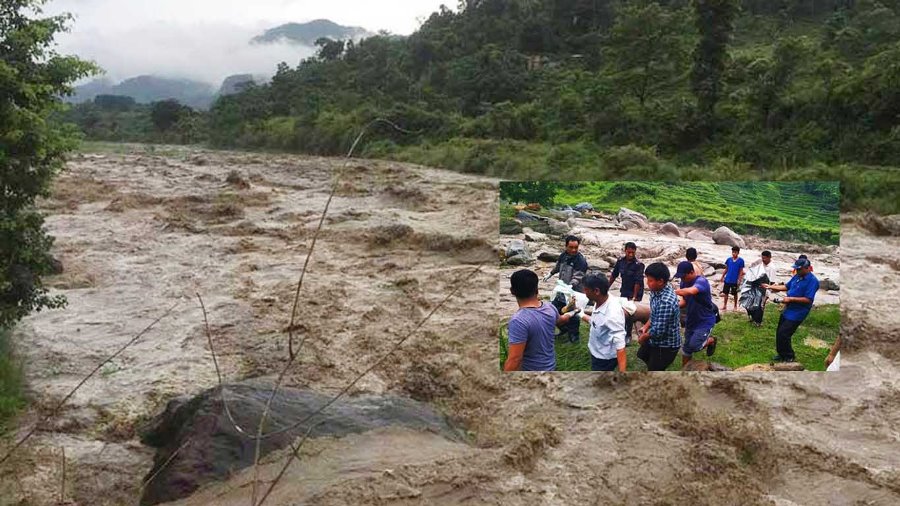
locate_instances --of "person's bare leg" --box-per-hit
[722,293,728,311]
[682,354,692,366]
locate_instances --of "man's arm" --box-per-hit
[675,286,700,297]
[631,263,645,301]
[503,343,525,371]
[610,313,628,372]
[557,311,577,325]
[609,260,620,284]
[720,265,728,283]
[783,296,813,304]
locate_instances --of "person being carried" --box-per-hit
[544,235,589,343]
[762,257,819,363]
[609,242,645,343]
[685,247,704,279]
[504,269,579,371]
[576,275,627,372]
[743,250,776,326]
[637,263,682,371]
[720,246,745,312]
[673,261,718,367]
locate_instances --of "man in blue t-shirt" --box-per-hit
[674,261,718,366]
[763,257,819,362]
[719,246,745,312]
[504,269,579,371]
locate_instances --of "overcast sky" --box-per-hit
[45,0,450,85]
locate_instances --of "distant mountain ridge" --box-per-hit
[69,75,216,109]
[251,19,373,46]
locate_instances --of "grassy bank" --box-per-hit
[551,182,839,245]
[0,327,25,431]
[499,304,839,372]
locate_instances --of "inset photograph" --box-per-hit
[499,182,840,372]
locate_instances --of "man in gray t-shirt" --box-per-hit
[504,269,578,371]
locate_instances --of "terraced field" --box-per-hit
[552,182,839,244]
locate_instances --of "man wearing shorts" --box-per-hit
[720,246,744,312]
[674,261,718,366]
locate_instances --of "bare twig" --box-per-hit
[0,302,179,467]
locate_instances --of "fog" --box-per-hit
[45,0,449,86]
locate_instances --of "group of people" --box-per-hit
[503,235,824,372]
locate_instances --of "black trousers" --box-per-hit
[776,314,802,360]
[552,294,580,338]
[637,343,679,371]
[748,306,764,325]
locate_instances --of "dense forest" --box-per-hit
[60,0,900,212]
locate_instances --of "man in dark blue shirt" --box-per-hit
[544,235,589,343]
[719,246,745,312]
[609,242,645,342]
[763,257,819,362]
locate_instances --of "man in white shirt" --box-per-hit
[745,250,777,325]
[578,274,627,372]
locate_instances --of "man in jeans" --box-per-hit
[504,269,579,371]
[673,261,718,366]
[637,262,681,371]
[544,235,589,343]
[577,275,627,372]
[763,257,819,363]
[609,242,645,343]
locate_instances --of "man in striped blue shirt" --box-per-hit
[637,262,682,371]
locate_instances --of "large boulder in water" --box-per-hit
[574,202,594,212]
[686,229,713,242]
[138,382,462,506]
[546,218,570,236]
[660,222,681,237]
[616,207,649,229]
[712,226,746,249]
[505,239,531,261]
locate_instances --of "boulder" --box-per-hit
[616,207,650,229]
[546,218,570,236]
[703,266,716,277]
[712,226,746,249]
[566,217,578,229]
[820,277,840,291]
[516,210,541,222]
[506,239,531,260]
[138,382,461,506]
[589,259,611,271]
[537,251,560,262]
[524,231,549,242]
[506,254,530,266]
[686,229,713,242]
[660,222,681,237]
[574,202,594,212]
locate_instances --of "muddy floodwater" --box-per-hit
[2,146,898,505]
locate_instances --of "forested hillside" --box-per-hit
[60,0,900,212]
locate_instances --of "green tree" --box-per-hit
[150,99,189,132]
[604,1,693,108]
[1,0,98,326]
[500,182,558,206]
[690,0,738,129]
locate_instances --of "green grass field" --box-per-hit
[550,182,839,245]
[499,304,839,372]
[0,326,25,431]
